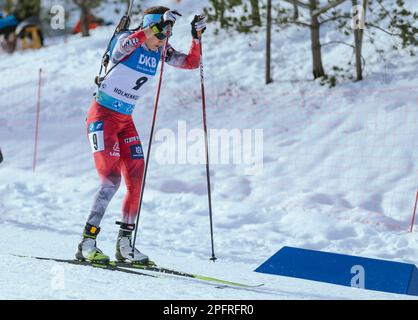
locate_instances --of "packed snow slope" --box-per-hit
[1,0,418,299]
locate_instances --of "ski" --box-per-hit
[11,254,156,278]
[12,254,263,288]
[115,261,264,288]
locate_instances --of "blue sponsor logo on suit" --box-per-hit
[130,144,144,159]
[88,121,104,133]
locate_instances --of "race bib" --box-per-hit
[88,121,105,153]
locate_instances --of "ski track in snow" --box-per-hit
[1,0,418,299]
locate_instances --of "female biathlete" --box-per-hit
[76,6,207,264]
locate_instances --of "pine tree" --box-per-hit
[13,0,41,21]
[277,1,349,81]
[204,0,264,34]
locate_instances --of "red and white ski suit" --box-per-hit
[86,29,200,226]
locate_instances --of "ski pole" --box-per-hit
[131,27,171,257]
[198,31,217,262]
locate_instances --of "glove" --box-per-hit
[163,10,182,27]
[191,15,207,39]
[151,10,182,34]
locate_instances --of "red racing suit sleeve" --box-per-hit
[163,39,201,70]
[111,30,147,64]
[111,32,201,70]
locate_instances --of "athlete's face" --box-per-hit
[145,35,166,51]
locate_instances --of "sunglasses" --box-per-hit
[154,31,172,40]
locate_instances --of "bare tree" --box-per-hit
[281,0,349,79]
[73,0,101,37]
[352,0,367,81]
[292,0,299,20]
[309,0,325,78]
[266,0,273,84]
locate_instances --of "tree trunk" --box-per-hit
[361,1,367,50]
[266,0,273,84]
[80,4,90,37]
[353,0,367,81]
[250,0,262,26]
[353,0,362,81]
[309,0,325,79]
[292,0,299,20]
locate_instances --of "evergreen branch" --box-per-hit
[375,0,395,23]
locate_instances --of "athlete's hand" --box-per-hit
[151,10,182,34]
[162,10,182,27]
[191,15,207,39]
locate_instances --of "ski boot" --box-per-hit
[115,222,150,265]
[75,223,110,265]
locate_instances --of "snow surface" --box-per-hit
[1,0,418,299]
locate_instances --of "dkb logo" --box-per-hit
[139,54,157,68]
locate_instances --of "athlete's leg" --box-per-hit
[86,102,122,227]
[118,121,145,225]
